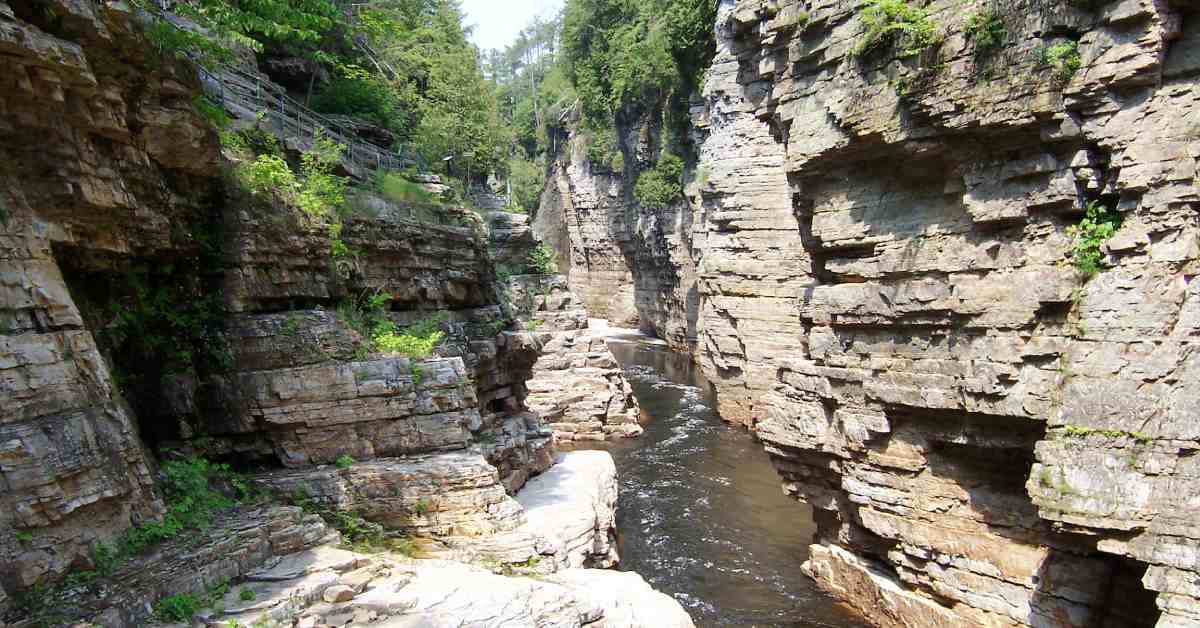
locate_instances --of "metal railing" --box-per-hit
[153,7,426,176]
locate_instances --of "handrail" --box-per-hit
[152,6,427,176]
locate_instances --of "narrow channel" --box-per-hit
[587,334,871,628]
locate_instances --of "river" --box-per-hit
[583,334,871,628]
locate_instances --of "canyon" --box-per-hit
[537,0,1200,626]
[2,0,1199,626]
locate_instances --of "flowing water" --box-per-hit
[589,335,871,628]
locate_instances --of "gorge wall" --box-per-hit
[537,0,1200,626]
[0,2,676,625]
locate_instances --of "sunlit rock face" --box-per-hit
[539,0,1200,624]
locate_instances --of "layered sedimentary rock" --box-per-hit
[191,545,693,628]
[484,205,643,442]
[506,275,643,441]
[0,0,212,592]
[540,0,1200,625]
[0,3,647,623]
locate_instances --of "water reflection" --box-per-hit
[583,336,870,628]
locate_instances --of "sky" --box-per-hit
[460,0,564,53]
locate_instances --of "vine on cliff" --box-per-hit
[1069,201,1121,277]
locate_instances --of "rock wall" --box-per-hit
[484,200,644,442]
[538,0,1200,625]
[0,0,593,616]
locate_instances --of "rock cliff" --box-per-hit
[0,1,671,625]
[537,0,1200,625]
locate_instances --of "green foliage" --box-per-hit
[17,457,249,625]
[526,244,558,274]
[1068,201,1121,276]
[353,0,508,181]
[335,455,356,469]
[152,579,231,623]
[337,292,449,359]
[98,266,231,392]
[1062,425,1151,443]
[239,587,256,602]
[561,0,717,124]
[280,314,302,337]
[507,157,544,212]
[140,0,340,65]
[237,154,297,198]
[583,125,623,173]
[374,313,449,359]
[374,171,439,205]
[1039,41,1081,82]
[963,9,1006,55]
[412,500,431,516]
[297,134,348,220]
[634,152,684,209]
[16,531,33,544]
[852,0,941,58]
[155,593,203,622]
[311,75,404,133]
[194,95,231,129]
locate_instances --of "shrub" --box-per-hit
[154,593,203,622]
[634,153,685,209]
[311,75,403,132]
[374,312,449,359]
[507,157,544,213]
[374,171,439,205]
[853,0,941,58]
[1069,201,1121,276]
[297,134,348,220]
[335,454,355,469]
[963,9,1005,55]
[239,587,256,602]
[526,244,558,274]
[194,95,230,129]
[1039,41,1081,82]
[237,154,297,199]
[584,127,622,173]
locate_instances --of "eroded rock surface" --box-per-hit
[195,546,692,628]
[538,0,1200,625]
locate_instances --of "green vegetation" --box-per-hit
[1062,425,1151,443]
[16,531,33,544]
[91,264,231,407]
[963,9,1005,56]
[1069,201,1121,276]
[335,455,356,469]
[1039,41,1082,82]
[153,579,232,623]
[311,74,404,134]
[374,171,439,205]
[280,314,302,337]
[853,0,941,58]
[411,500,431,516]
[634,153,684,209]
[194,95,231,129]
[584,126,623,173]
[375,313,449,359]
[507,157,544,212]
[336,292,449,359]
[138,0,340,68]
[239,587,256,602]
[526,244,558,274]
[16,458,250,625]
[154,592,204,623]
[561,0,717,123]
